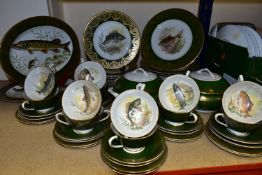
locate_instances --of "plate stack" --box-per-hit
[158,111,204,142]
[15,100,62,125]
[100,129,167,174]
[53,117,110,149]
[206,113,262,157]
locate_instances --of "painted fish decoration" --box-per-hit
[12,39,70,54]
[36,73,53,95]
[173,83,186,109]
[159,30,183,53]
[102,30,125,46]
[127,98,143,126]
[78,69,94,81]
[83,85,92,114]
[28,58,39,70]
[237,90,254,117]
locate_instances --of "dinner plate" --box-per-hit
[83,10,140,70]
[0,16,80,85]
[141,8,204,72]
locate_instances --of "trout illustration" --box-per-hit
[173,83,186,109]
[36,73,53,95]
[12,39,70,54]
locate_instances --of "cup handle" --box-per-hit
[108,87,119,98]
[55,112,70,126]
[185,112,198,124]
[132,68,149,77]
[108,135,123,149]
[98,109,110,123]
[238,75,244,82]
[136,83,146,91]
[21,101,34,111]
[214,113,228,127]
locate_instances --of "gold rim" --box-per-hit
[83,10,140,70]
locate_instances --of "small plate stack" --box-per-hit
[15,102,61,125]
[100,129,167,174]
[206,113,262,157]
[158,111,204,142]
[53,116,110,148]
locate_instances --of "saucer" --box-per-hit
[100,129,167,174]
[53,116,110,143]
[209,112,262,145]
[101,146,167,174]
[0,83,24,103]
[16,100,62,118]
[205,124,262,157]
[15,101,62,125]
[158,110,202,133]
[15,112,56,125]
[53,133,101,149]
[208,121,262,149]
[101,129,166,165]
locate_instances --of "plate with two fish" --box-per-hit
[83,10,140,70]
[0,16,80,85]
[141,8,204,72]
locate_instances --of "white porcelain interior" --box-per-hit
[93,21,132,61]
[24,66,55,101]
[124,68,157,83]
[74,61,106,89]
[216,25,262,58]
[190,68,221,81]
[62,80,102,121]
[110,89,158,138]
[5,85,25,99]
[217,25,248,48]
[159,74,200,113]
[222,80,262,124]
[151,19,193,61]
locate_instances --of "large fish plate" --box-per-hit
[83,10,140,70]
[0,16,80,85]
[141,8,204,73]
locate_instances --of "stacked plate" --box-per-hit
[100,129,167,174]
[53,116,110,149]
[206,113,262,157]
[158,111,204,142]
[15,101,62,125]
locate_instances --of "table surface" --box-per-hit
[0,82,262,175]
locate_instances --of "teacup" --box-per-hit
[109,88,159,153]
[24,66,56,101]
[22,87,60,114]
[158,71,200,126]
[55,107,110,134]
[108,124,157,154]
[74,61,107,89]
[58,80,103,134]
[217,75,262,137]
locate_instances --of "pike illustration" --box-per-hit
[12,39,70,54]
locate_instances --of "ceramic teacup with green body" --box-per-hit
[55,80,108,134]
[214,75,262,137]
[158,71,200,126]
[22,66,58,114]
[109,88,159,154]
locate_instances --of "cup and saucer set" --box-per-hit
[157,71,204,142]
[53,80,111,148]
[101,85,167,174]
[16,66,62,125]
[205,75,262,157]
